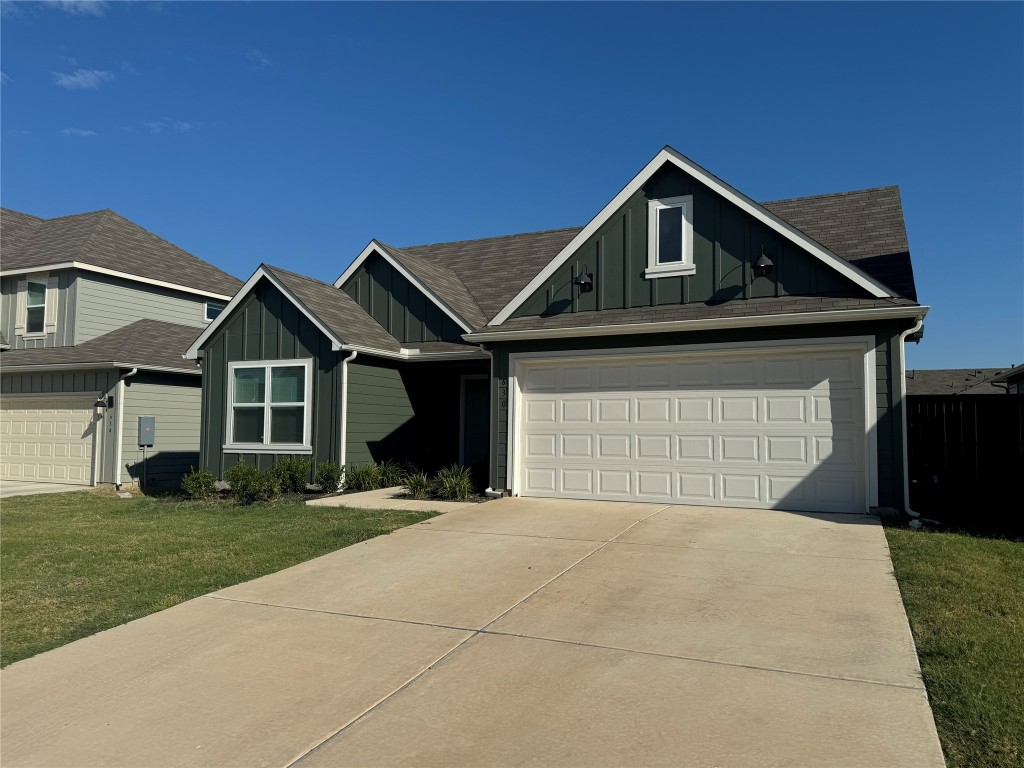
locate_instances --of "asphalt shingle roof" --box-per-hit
[905,368,1009,396]
[1,208,243,298]
[0,319,201,372]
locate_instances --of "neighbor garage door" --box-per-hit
[0,396,97,485]
[515,344,869,513]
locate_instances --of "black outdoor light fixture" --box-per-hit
[753,250,774,278]
[573,267,594,293]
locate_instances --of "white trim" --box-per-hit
[340,343,490,363]
[185,266,345,359]
[489,147,897,326]
[506,336,878,512]
[204,299,227,323]
[467,305,929,343]
[332,241,474,333]
[0,262,236,301]
[24,274,49,336]
[458,374,488,465]
[0,363,199,375]
[899,319,925,516]
[114,368,138,486]
[0,390,106,399]
[223,358,314,453]
[646,194,694,278]
[339,351,358,470]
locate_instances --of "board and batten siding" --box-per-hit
[199,279,342,478]
[512,164,865,320]
[0,368,120,484]
[341,253,463,343]
[488,320,915,511]
[75,272,208,343]
[121,372,202,488]
[0,271,77,349]
[345,358,415,466]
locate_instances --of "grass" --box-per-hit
[885,524,1024,768]
[0,489,438,667]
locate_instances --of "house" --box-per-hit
[0,208,242,489]
[905,368,1011,396]
[188,146,929,515]
[991,363,1024,395]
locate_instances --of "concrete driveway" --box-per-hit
[0,479,91,498]
[1,499,944,767]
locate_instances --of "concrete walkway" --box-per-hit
[0,499,945,768]
[0,479,91,499]
[306,485,482,513]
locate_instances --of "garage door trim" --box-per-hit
[507,336,878,510]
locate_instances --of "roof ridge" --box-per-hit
[378,241,489,328]
[762,185,900,206]
[262,263,334,288]
[400,225,583,251]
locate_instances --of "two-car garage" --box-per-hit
[512,341,873,514]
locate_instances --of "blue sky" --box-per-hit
[2,1,1021,369]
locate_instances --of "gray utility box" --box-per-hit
[138,416,155,448]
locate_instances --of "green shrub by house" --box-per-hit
[180,467,217,500]
[433,464,473,501]
[273,457,312,494]
[403,471,431,499]
[314,461,342,492]
[225,462,280,504]
[344,462,382,492]
[378,459,406,488]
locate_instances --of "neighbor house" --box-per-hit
[0,208,242,489]
[188,146,929,514]
[905,368,1012,396]
[991,363,1024,395]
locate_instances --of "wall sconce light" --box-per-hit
[573,268,594,293]
[753,251,774,278]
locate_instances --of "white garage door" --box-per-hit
[0,396,97,486]
[515,345,869,513]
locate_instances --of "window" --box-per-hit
[25,281,47,334]
[205,300,227,322]
[645,195,695,278]
[225,360,313,452]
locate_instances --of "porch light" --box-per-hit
[573,270,594,293]
[753,251,774,278]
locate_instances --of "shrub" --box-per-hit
[344,462,382,492]
[180,466,217,500]
[433,464,473,501]
[224,461,280,504]
[314,461,342,493]
[273,457,312,494]
[377,459,406,488]
[403,471,431,499]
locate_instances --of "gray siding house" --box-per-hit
[189,146,929,515]
[0,208,242,489]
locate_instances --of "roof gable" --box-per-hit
[487,147,898,326]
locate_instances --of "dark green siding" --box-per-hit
[513,164,866,319]
[200,279,342,478]
[342,253,463,343]
[345,358,415,465]
[488,320,915,511]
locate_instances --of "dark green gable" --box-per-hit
[342,253,463,343]
[199,278,343,476]
[513,164,867,319]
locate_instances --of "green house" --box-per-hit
[188,146,927,514]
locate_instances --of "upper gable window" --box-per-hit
[645,195,695,279]
[205,300,227,322]
[25,280,47,335]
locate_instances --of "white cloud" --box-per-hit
[247,48,271,71]
[143,119,194,135]
[120,61,137,75]
[53,1,107,16]
[0,71,10,85]
[62,127,98,137]
[53,68,114,90]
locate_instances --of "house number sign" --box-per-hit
[498,378,507,409]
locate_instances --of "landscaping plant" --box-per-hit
[403,471,431,499]
[273,457,312,494]
[314,461,342,493]
[433,464,473,501]
[179,466,217,500]
[224,461,280,504]
[343,462,382,492]
[377,459,406,488]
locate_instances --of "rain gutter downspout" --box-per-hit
[115,367,138,488]
[479,344,504,499]
[898,319,924,519]
[338,350,358,486]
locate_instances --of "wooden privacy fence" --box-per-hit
[907,394,1024,529]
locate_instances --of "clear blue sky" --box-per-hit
[2,1,1021,369]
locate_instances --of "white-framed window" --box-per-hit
[25,280,47,335]
[205,300,227,322]
[645,194,695,279]
[224,359,313,453]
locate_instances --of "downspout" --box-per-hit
[115,367,138,488]
[898,320,924,520]
[338,350,358,484]
[479,345,503,499]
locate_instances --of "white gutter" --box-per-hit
[466,306,930,343]
[0,362,199,375]
[477,344,504,498]
[115,367,138,488]
[0,262,235,301]
[338,350,358,478]
[898,319,925,520]
[340,343,490,362]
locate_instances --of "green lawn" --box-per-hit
[886,525,1024,768]
[0,490,437,667]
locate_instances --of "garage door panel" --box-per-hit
[516,346,868,513]
[1,397,95,487]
